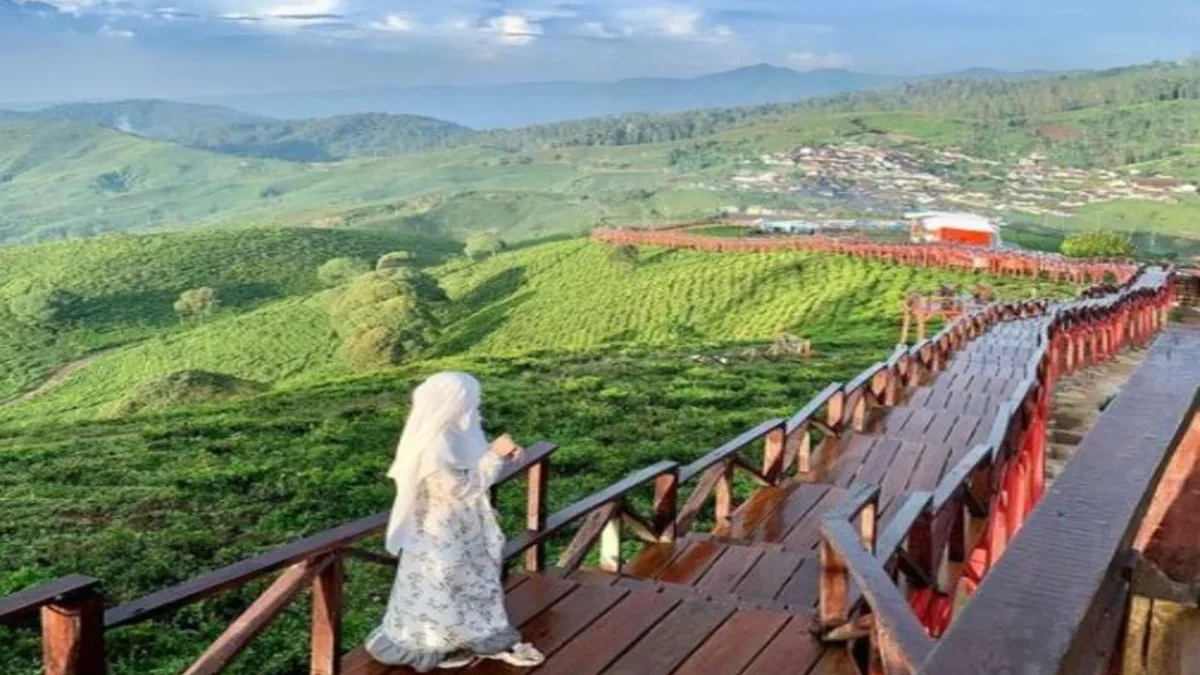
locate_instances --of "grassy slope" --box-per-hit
[0,228,460,401]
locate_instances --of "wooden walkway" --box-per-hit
[342,311,1066,674]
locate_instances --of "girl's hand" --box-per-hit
[490,434,520,458]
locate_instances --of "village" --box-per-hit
[711,142,1199,221]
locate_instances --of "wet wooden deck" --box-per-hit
[343,316,1053,675]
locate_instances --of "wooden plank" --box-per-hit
[826,435,877,487]
[657,540,727,586]
[468,584,630,673]
[774,557,822,609]
[907,442,954,491]
[719,486,793,539]
[878,440,925,514]
[780,486,849,551]
[741,616,825,675]
[733,548,807,602]
[533,592,680,675]
[853,438,904,489]
[695,545,763,595]
[670,609,791,675]
[600,601,735,675]
[624,542,685,580]
[922,323,1200,675]
[746,484,831,544]
[923,411,959,445]
[897,408,937,442]
[503,575,578,627]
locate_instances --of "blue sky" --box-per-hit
[1,0,1197,103]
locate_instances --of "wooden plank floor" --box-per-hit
[341,315,1080,675]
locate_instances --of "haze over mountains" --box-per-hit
[4,63,1054,132]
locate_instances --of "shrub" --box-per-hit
[375,250,416,274]
[465,233,505,260]
[111,370,267,416]
[1060,231,1136,259]
[339,326,401,370]
[8,287,81,327]
[317,257,370,287]
[174,287,219,319]
[608,244,640,266]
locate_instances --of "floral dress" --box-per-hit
[365,453,519,672]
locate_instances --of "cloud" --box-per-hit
[370,13,415,33]
[616,5,702,36]
[98,23,134,37]
[785,50,852,70]
[483,14,542,46]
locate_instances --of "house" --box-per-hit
[906,211,1001,248]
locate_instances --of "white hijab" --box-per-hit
[384,372,489,555]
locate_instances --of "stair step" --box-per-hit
[564,569,798,613]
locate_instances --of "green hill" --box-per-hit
[0,228,460,402]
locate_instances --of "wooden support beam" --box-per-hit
[183,557,331,675]
[525,456,549,572]
[310,555,343,675]
[600,512,622,574]
[556,502,620,574]
[42,591,106,675]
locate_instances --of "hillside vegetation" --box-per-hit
[0,228,460,402]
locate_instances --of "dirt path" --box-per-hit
[2,349,114,406]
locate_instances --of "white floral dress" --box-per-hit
[365,453,518,672]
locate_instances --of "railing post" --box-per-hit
[793,423,813,478]
[653,471,678,543]
[42,588,106,675]
[819,535,849,628]
[311,554,343,675]
[762,425,786,483]
[600,511,622,574]
[715,461,734,524]
[525,456,549,572]
[828,390,846,433]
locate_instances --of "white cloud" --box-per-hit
[99,24,135,38]
[785,50,852,70]
[483,14,542,46]
[370,13,415,33]
[575,21,619,39]
[616,5,702,37]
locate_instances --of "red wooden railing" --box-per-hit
[592,227,1138,285]
[814,267,1175,673]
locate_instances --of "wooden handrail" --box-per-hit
[678,418,785,483]
[106,440,557,629]
[0,574,100,625]
[503,460,678,562]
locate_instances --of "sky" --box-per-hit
[1,0,1198,103]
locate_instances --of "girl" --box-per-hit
[365,372,545,671]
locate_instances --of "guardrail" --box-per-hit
[593,227,1139,285]
[814,266,1174,673]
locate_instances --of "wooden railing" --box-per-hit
[814,266,1174,674]
[592,227,1139,285]
[0,441,558,675]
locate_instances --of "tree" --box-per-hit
[174,287,220,319]
[1060,231,1137,259]
[9,287,81,327]
[465,233,505,260]
[317,257,370,287]
[375,250,416,274]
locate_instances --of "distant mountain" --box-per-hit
[22,99,266,141]
[186,113,473,161]
[0,100,474,162]
[192,64,910,129]
[192,64,1054,129]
